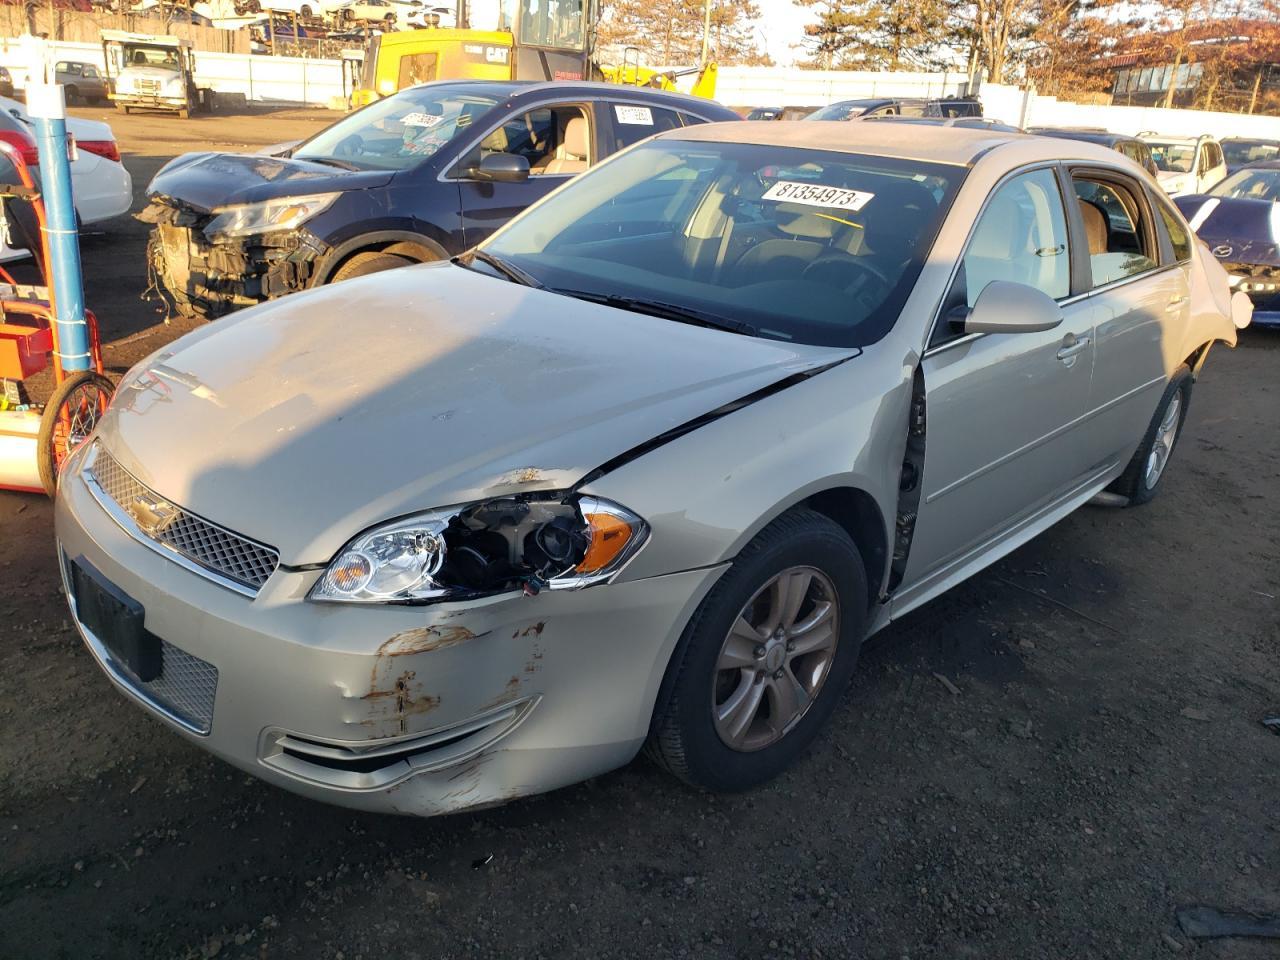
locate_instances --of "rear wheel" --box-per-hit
[1108,365,1192,505]
[647,509,868,792]
[330,251,415,282]
[37,370,114,497]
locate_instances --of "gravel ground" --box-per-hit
[1,107,1278,960]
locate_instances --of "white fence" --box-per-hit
[0,37,345,107]
[981,83,1280,140]
[688,66,972,107]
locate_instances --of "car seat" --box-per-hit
[537,116,589,175]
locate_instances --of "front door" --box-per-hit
[456,102,595,248]
[898,166,1100,602]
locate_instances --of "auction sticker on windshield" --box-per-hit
[401,112,445,128]
[763,181,875,210]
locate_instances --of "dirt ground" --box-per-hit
[1,107,1278,960]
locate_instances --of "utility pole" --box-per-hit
[700,0,711,67]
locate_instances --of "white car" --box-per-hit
[0,97,132,262]
[333,0,398,22]
[1141,133,1228,197]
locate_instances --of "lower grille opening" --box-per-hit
[259,697,538,791]
[281,727,475,774]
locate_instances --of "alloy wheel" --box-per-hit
[711,566,840,752]
[1144,392,1181,489]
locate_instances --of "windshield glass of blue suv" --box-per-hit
[481,140,960,348]
[294,83,504,171]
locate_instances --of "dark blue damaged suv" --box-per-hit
[140,79,737,319]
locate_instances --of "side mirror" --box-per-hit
[957,280,1063,334]
[474,152,529,183]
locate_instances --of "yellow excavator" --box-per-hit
[345,1,717,108]
[597,47,718,99]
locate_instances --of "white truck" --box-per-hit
[101,30,205,118]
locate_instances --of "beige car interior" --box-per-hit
[479,107,590,176]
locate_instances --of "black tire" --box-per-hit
[330,251,414,282]
[38,370,114,497]
[647,509,868,792]
[300,3,312,14]
[1108,365,1192,506]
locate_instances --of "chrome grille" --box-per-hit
[86,446,279,594]
[137,79,161,93]
[117,637,219,735]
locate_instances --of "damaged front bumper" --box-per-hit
[55,458,724,816]
[139,200,326,319]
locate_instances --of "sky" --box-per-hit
[756,0,810,67]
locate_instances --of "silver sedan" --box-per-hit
[56,122,1249,815]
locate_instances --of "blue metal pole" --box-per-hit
[27,83,89,374]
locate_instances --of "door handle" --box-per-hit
[1056,334,1091,361]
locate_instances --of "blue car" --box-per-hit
[138,80,738,319]
[1175,160,1280,328]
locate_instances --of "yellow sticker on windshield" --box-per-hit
[762,181,874,210]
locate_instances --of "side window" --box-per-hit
[678,111,709,127]
[1154,194,1192,262]
[957,168,1071,309]
[479,104,590,176]
[1210,142,1224,169]
[397,52,438,89]
[1073,175,1158,285]
[83,66,99,78]
[1197,144,1212,175]
[608,104,681,152]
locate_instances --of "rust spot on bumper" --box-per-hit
[377,624,483,657]
[362,669,441,734]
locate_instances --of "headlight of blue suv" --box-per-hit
[203,192,340,242]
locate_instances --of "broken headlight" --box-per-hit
[309,495,648,604]
[203,192,340,242]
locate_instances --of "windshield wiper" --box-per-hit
[298,155,361,171]
[552,290,757,337]
[460,249,544,288]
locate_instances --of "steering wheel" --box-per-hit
[334,133,365,157]
[801,255,890,295]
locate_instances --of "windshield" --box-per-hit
[1222,139,1280,168]
[514,0,586,49]
[1148,141,1195,174]
[481,139,961,347]
[123,45,182,70]
[294,83,505,171]
[807,103,867,121]
[1210,167,1280,203]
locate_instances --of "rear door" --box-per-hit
[1070,168,1189,469]
[601,102,684,156]
[901,166,1099,595]
[454,100,596,247]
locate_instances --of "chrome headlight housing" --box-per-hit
[203,192,340,241]
[309,495,648,604]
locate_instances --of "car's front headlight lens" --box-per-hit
[310,495,648,604]
[203,192,340,241]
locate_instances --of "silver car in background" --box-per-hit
[55,123,1248,816]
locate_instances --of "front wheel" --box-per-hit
[647,509,868,792]
[330,251,414,282]
[1108,366,1192,505]
[37,370,114,497]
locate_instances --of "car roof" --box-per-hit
[417,79,735,113]
[1033,128,1133,145]
[1221,136,1280,145]
[659,120,1127,168]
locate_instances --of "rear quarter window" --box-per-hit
[609,104,682,152]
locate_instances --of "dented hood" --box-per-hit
[100,262,851,564]
[146,151,394,214]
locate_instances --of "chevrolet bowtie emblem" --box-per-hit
[130,492,176,537]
